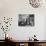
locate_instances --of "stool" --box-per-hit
[38,44,43,46]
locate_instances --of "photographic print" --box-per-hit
[18,14,34,26]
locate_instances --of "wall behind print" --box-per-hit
[0,0,46,40]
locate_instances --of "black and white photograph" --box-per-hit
[18,14,34,26]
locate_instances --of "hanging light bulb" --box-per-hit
[29,0,44,8]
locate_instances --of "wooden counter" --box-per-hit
[5,39,46,46]
[12,40,46,43]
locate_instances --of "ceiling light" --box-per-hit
[29,0,44,8]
